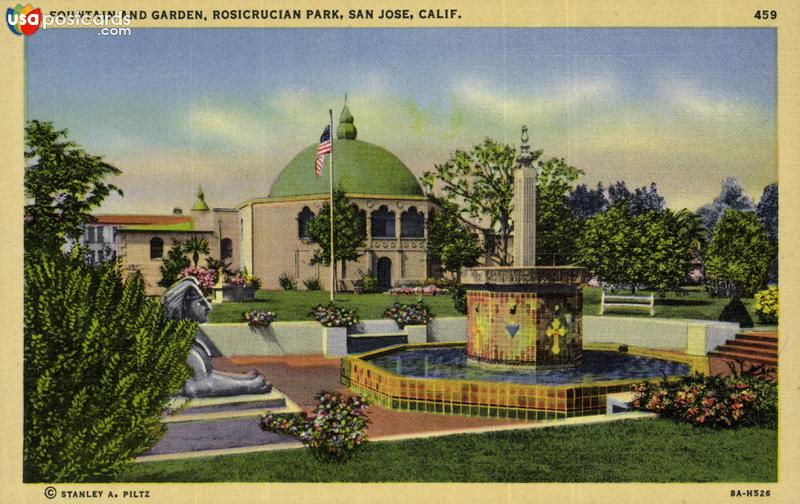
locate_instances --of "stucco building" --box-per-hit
[85,104,432,293]
[240,104,431,290]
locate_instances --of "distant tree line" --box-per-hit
[423,137,777,297]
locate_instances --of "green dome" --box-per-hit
[269,104,423,198]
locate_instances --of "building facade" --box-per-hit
[240,104,431,290]
[86,104,432,294]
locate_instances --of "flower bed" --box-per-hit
[180,266,216,293]
[630,367,777,428]
[383,300,434,327]
[261,391,369,461]
[245,309,277,327]
[388,284,447,296]
[310,303,360,328]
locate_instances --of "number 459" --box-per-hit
[754,10,777,20]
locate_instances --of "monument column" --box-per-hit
[512,126,536,267]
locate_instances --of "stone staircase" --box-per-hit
[708,331,778,368]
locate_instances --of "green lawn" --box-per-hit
[120,419,776,482]
[208,290,461,323]
[208,286,762,324]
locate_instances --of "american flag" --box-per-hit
[315,125,332,177]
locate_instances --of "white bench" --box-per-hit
[600,291,655,316]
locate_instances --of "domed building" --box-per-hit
[238,103,432,290]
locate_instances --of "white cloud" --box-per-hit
[658,77,753,119]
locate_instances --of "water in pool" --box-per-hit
[365,347,690,385]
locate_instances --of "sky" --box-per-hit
[25,28,776,213]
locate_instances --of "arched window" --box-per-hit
[370,205,395,238]
[298,207,314,239]
[150,237,164,260]
[221,238,233,260]
[400,206,425,238]
[350,204,367,236]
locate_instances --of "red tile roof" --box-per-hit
[91,214,192,225]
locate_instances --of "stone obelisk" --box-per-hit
[513,126,537,267]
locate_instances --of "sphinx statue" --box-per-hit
[163,277,273,398]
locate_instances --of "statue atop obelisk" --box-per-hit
[513,125,537,267]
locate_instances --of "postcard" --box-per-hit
[1,1,798,502]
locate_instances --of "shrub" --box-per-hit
[24,254,197,482]
[362,275,377,293]
[310,303,360,327]
[355,269,377,293]
[245,309,276,327]
[719,297,754,327]
[753,286,779,325]
[383,300,434,326]
[180,266,216,293]
[630,367,776,429]
[205,256,233,279]
[450,283,467,315]
[279,273,297,291]
[158,240,190,288]
[261,391,369,462]
[303,277,322,291]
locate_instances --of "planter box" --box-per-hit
[405,324,427,345]
[322,326,348,357]
[220,284,256,302]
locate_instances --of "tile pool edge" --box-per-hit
[341,342,707,421]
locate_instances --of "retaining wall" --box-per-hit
[199,322,323,357]
[582,316,739,351]
[199,315,739,357]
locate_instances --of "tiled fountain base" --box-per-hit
[341,343,701,421]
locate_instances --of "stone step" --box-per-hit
[707,350,777,365]
[724,339,778,351]
[714,344,777,359]
[166,389,293,421]
[735,332,778,343]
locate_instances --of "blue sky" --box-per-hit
[26,28,776,213]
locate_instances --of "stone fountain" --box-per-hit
[461,126,587,369]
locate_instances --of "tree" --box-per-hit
[307,188,367,291]
[607,181,665,215]
[575,205,698,292]
[426,201,482,279]
[756,183,778,284]
[24,253,196,481]
[697,177,755,231]
[158,240,190,288]
[536,157,584,265]
[756,183,778,244]
[421,138,538,265]
[704,209,774,297]
[183,235,210,267]
[568,182,607,220]
[24,120,122,256]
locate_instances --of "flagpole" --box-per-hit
[328,109,335,302]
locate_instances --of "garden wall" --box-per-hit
[199,315,740,357]
[582,316,739,352]
[199,322,323,356]
[426,317,468,342]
